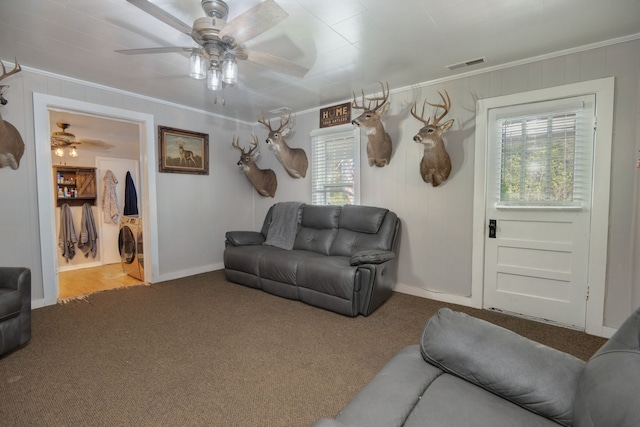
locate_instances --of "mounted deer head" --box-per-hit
[0,58,25,170]
[411,91,455,187]
[352,81,392,167]
[257,111,308,179]
[232,135,277,198]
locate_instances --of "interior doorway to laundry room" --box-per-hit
[49,110,145,301]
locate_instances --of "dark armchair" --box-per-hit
[0,267,31,356]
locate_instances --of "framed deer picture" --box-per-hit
[158,125,209,175]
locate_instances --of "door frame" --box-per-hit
[471,77,615,336]
[33,93,159,307]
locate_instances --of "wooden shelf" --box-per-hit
[54,166,97,207]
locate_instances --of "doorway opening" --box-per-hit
[33,93,159,307]
[471,77,614,336]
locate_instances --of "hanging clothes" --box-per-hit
[102,170,119,224]
[124,171,139,216]
[58,203,77,262]
[78,203,98,258]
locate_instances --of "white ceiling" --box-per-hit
[1,0,640,124]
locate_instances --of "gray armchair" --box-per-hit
[0,267,31,356]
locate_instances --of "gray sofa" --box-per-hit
[224,203,400,317]
[0,267,31,357]
[313,307,640,427]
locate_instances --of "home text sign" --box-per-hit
[320,102,351,128]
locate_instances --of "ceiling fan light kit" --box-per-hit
[189,51,207,80]
[119,0,309,105]
[207,64,223,90]
[222,53,238,85]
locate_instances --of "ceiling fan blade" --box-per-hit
[115,47,194,55]
[245,50,308,78]
[126,0,194,37]
[78,140,116,150]
[220,0,288,46]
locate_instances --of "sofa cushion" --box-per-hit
[259,249,324,285]
[573,307,640,427]
[301,205,341,229]
[420,308,585,426]
[339,204,388,234]
[331,210,398,257]
[294,205,342,255]
[298,256,357,300]
[405,373,560,427]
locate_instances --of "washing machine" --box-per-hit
[119,215,144,280]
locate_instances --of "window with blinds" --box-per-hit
[310,128,360,206]
[493,96,595,208]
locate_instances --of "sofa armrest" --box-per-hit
[0,267,29,292]
[310,419,349,427]
[421,308,585,426]
[225,231,265,246]
[349,249,396,266]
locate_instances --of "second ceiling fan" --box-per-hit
[117,0,309,96]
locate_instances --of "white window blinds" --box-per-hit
[491,95,595,208]
[310,128,359,206]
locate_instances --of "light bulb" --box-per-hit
[54,147,65,157]
[189,52,206,80]
[207,65,222,91]
[69,147,78,157]
[222,54,238,85]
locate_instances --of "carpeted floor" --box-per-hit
[0,270,607,426]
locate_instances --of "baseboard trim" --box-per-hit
[153,263,224,283]
[394,283,481,308]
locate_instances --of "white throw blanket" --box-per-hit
[264,202,304,250]
[101,170,119,224]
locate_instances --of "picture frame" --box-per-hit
[158,125,209,175]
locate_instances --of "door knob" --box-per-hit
[488,219,497,238]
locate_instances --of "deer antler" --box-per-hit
[232,135,248,154]
[248,135,260,155]
[232,135,260,156]
[257,112,273,131]
[411,100,432,126]
[352,81,390,112]
[412,91,451,126]
[257,111,291,132]
[427,91,451,125]
[0,57,21,82]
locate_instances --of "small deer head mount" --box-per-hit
[352,81,392,167]
[0,57,24,170]
[232,134,277,198]
[411,91,455,187]
[257,111,308,179]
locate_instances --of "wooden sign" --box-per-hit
[320,102,351,128]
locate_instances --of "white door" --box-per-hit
[483,94,595,329]
[96,157,141,265]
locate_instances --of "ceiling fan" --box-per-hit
[51,123,115,153]
[116,0,309,98]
